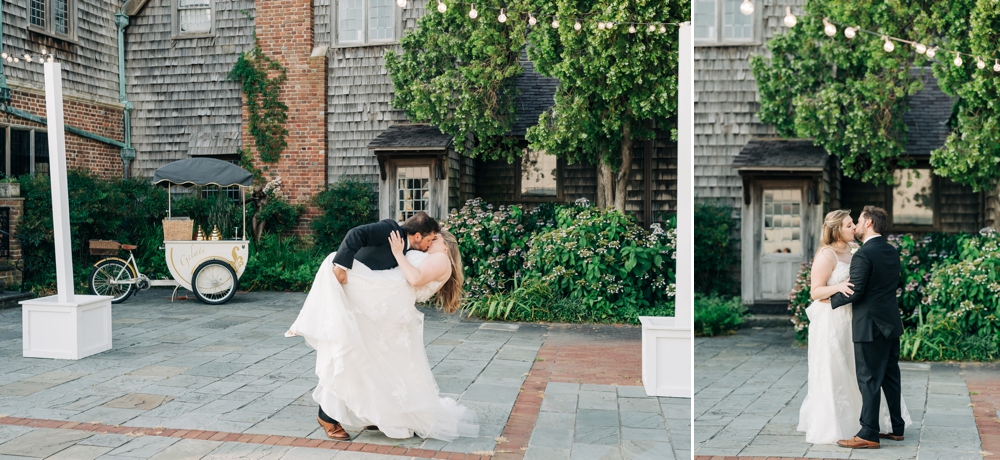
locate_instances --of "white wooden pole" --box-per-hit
[676,23,694,328]
[44,62,75,304]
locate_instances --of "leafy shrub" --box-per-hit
[19,170,169,292]
[311,179,379,254]
[901,318,1000,362]
[888,233,964,329]
[694,294,746,336]
[522,205,675,323]
[695,201,737,295]
[251,191,303,237]
[240,234,326,292]
[173,189,244,239]
[441,198,556,297]
[919,230,1000,340]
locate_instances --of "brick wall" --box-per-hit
[7,88,125,180]
[0,197,24,286]
[242,0,328,233]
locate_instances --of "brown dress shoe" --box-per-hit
[879,433,904,441]
[838,436,880,449]
[317,417,350,440]
[365,425,379,431]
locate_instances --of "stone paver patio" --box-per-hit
[0,289,685,460]
[694,328,984,460]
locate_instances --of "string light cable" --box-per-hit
[776,8,998,72]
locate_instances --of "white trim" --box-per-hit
[332,0,402,48]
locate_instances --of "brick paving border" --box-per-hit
[695,457,840,460]
[962,363,1000,457]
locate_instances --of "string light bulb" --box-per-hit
[528,13,536,26]
[468,4,477,19]
[915,43,927,54]
[436,0,446,13]
[40,49,46,55]
[395,0,405,8]
[995,59,1000,72]
[574,20,581,31]
[1,53,7,59]
[926,47,937,58]
[659,25,666,33]
[47,55,53,62]
[648,24,656,32]
[13,58,18,63]
[629,24,636,34]
[977,56,986,69]
[551,18,559,28]
[844,26,856,39]
[739,0,754,16]
[598,21,606,30]
[783,7,797,28]
[497,8,506,23]
[953,53,963,66]
[883,36,894,52]
[823,18,836,37]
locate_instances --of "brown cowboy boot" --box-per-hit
[317,417,350,440]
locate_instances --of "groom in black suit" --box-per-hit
[316,211,440,440]
[830,206,905,449]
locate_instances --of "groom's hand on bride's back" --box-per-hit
[333,265,347,284]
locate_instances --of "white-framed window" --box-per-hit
[892,169,934,227]
[335,0,398,46]
[396,166,430,220]
[762,189,802,255]
[693,0,757,45]
[175,0,212,37]
[519,149,560,200]
[0,126,50,178]
[29,0,74,40]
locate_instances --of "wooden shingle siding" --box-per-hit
[562,162,596,204]
[324,1,426,182]
[4,0,121,105]
[694,1,803,207]
[475,158,517,204]
[126,0,255,178]
[840,176,983,234]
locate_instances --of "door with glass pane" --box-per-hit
[396,166,430,221]
[758,188,804,300]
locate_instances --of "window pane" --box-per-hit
[893,169,934,226]
[30,0,45,27]
[397,166,430,221]
[179,7,212,33]
[693,0,716,40]
[369,0,394,41]
[33,131,48,176]
[723,0,753,40]
[762,189,801,254]
[521,149,558,197]
[10,130,30,178]
[179,0,210,8]
[54,0,69,35]
[338,0,364,43]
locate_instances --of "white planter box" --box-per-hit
[21,294,113,360]
[639,316,692,398]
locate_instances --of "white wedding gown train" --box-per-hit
[286,251,479,441]
[797,261,912,444]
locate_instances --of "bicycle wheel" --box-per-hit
[191,260,239,305]
[89,259,136,304]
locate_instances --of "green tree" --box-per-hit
[384,0,527,162]
[749,0,1000,191]
[524,0,687,211]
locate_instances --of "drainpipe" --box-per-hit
[0,0,11,106]
[115,10,134,179]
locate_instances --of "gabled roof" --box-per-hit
[511,53,558,137]
[904,68,956,157]
[367,124,453,151]
[732,139,829,171]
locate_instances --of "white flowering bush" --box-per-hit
[520,205,676,323]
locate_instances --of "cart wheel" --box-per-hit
[192,260,239,305]
[89,259,136,304]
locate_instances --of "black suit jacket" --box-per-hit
[830,236,904,342]
[332,219,408,271]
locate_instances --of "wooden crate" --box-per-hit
[89,240,120,256]
[163,218,194,241]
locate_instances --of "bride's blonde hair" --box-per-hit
[820,209,852,248]
[434,230,465,314]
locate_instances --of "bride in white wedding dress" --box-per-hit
[797,210,911,444]
[285,230,478,442]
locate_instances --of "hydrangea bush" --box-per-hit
[920,229,1000,340]
[788,261,813,343]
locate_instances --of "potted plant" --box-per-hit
[0,175,20,198]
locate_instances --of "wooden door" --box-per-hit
[757,188,805,301]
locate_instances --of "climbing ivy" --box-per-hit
[229,35,289,164]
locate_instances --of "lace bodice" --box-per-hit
[828,262,850,286]
[404,251,444,302]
